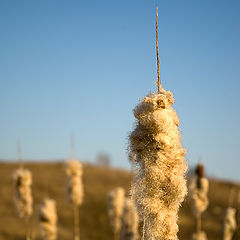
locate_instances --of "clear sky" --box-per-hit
[0,0,240,181]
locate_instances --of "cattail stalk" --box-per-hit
[236,191,240,239]
[39,198,58,240]
[156,6,161,93]
[13,168,33,240]
[73,205,80,240]
[128,45,188,239]
[107,187,125,239]
[189,163,209,240]
[128,7,187,240]
[120,197,139,240]
[222,207,236,240]
[66,159,84,240]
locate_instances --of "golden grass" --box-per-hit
[0,162,239,240]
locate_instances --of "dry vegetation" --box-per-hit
[0,162,239,240]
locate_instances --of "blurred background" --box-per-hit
[0,0,240,239]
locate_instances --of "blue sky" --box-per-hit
[0,0,240,181]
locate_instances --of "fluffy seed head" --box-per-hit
[13,168,33,219]
[129,89,188,240]
[65,159,84,206]
[39,198,58,240]
[189,176,209,217]
[192,231,208,240]
[107,187,125,234]
[120,198,139,240]
[222,207,236,240]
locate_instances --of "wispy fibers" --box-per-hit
[13,168,33,240]
[65,159,84,240]
[128,89,188,240]
[189,163,209,240]
[128,7,187,240]
[39,198,57,240]
[120,197,139,240]
[107,187,125,240]
[222,207,236,240]
[222,189,237,240]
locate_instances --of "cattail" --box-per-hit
[107,187,125,239]
[128,7,187,240]
[13,142,33,240]
[66,159,84,206]
[120,197,139,240]
[236,191,240,239]
[129,88,187,240]
[13,168,33,219]
[65,159,84,240]
[39,198,58,240]
[189,163,209,217]
[192,231,207,240]
[222,207,236,240]
[189,163,209,239]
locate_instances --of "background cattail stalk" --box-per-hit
[189,163,209,240]
[73,205,80,240]
[25,218,31,240]
[222,207,236,240]
[13,142,33,240]
[39,198,57,240]
[120,197,139,240]
[237,191,240,239]
[66,157,84,240]
[196,214,201,234]
[107,187,125,240]
[14,168,33,240]
[222,188,237,240]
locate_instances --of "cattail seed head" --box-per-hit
[192,231,208,240]
[65,159,84,206]
[222,207,236,240]
[129,90,188,240]
[189,164,209,217]
[107,187,125,235]
[195,163,205,179]
[39,198,58,240]
[120,197,139,240]
[13,168,33,219]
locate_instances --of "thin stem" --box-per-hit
[196,214,201,234]
[156,6,162,92]
[25,217,31,240]
[71,133,76,159]
[73,205,80,240]
[17,140,23,169]
[114,231,118,240]
[228,187,235,207]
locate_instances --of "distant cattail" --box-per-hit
[189,163,209,240]
[222,207,236,240]
[39,198,57,240]
[189,163,209,217]
[120,197,139,240]
[65,159,84,206]
[13,168,33,219]
[107,187,125,238]
[128,89,188,240]
[65,158,84,240]
[192,231,208,240]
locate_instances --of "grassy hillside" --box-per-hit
[0,162,239,240]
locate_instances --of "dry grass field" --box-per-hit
[0,162,239,240]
